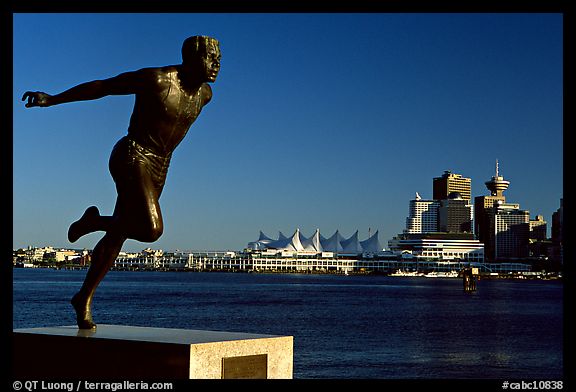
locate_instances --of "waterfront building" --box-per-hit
[404,193,440,234]
[388,232,484,262]
[115,252,190,271]
[44,249,81,263]
[110,247,531,274]
[186,248,526,274]
[247,228,382,254]
[26,246,54,262]
[433,171,472,201]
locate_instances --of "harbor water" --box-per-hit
[12,269,563,379]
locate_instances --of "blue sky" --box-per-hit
[12,13,563,252]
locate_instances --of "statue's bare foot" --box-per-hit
[71,293,97,330]
[68,206,100,243]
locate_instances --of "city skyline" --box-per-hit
[13,13,563,252]
[14,162,560,253]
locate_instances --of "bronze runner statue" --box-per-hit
[22,36,221,329]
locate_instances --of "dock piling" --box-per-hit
[462,267,478,292]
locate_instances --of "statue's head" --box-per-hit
[182,36,221,83]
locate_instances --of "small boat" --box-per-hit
[390,269,423,277]
[424,270,459,278]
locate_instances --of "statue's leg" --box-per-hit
[71,231,126,329]
[68,206,115,243]
[71,138,168,329]
[71,170,164,329]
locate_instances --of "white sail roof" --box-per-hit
[258,231,274,243]
[249,229,381,254]
[263,235,292,250]
[360,230,382,253]
[287,229,304,251]
[300,229,323,252]
[340,230,362,253]
[262,229,303,251]
[320,230,344,252]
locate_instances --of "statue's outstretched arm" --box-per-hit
[22,69,145,108]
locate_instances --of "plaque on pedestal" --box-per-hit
[13,325,293,379]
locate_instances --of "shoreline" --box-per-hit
[12,264,563,281]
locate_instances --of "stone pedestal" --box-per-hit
[12,325,293,379]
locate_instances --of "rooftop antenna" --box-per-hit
[495,159,499,177]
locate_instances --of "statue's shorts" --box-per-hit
[109,136,172,197]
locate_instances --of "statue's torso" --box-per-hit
[127,67,208,156]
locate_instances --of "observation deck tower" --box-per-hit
[485,160,510,197]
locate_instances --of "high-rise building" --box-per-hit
[404,192,439,234]
[490,201,530,260]
[395,173,481,262]
[474,161,533,261]
[433,171,472,201]
[529,215,547,241]
[527,215,551,261]
[474,160,508,249]
[404,170,473,236]
[551,198,563,263]
[438,192,473,233]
